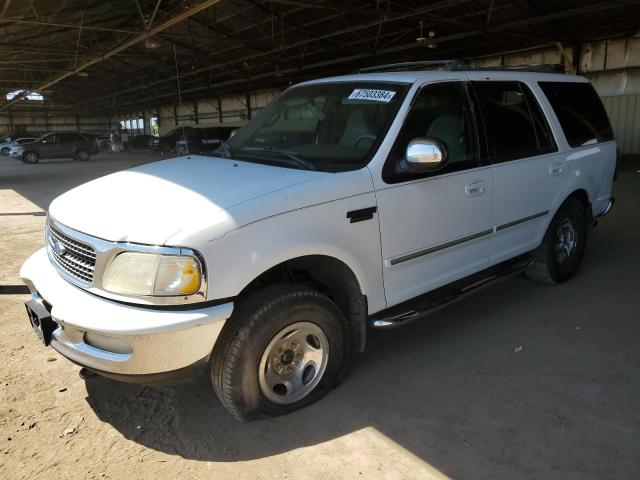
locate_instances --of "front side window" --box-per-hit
[225,82,409,172]
[539,81,614,148]
[473,81,554,162]
[383,81,479,183]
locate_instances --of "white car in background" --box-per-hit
[3,137,38,156]
[21,65,616,421]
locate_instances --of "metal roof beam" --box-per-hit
[0,0,223,110]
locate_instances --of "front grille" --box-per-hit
[47,222,96,284]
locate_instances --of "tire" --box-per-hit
[525,197,588,284]
[211,283,349,422]
[1,147,8,156]
[75,149,90,161]
[23,150,40,164]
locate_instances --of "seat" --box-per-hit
[339,109,376,148]
[426,115,463,162]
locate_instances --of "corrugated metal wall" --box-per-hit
[601,95,640,154]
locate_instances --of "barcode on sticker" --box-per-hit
[348,89,396,102]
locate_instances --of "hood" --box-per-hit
[49,155,345,245]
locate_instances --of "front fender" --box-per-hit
[201,192,387,315]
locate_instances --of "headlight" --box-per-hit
[102,252,202,297]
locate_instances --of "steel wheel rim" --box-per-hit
[554,217,577,264]
[258,321,329,405]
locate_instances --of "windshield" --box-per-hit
[223,82,408,172]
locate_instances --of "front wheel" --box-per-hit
[211,284,349,422]
[23,150,40,164]
[526,197,588,284]
[1,147,9,155]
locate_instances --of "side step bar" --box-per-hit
[369,256,533,329]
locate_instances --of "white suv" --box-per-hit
[21,67,616,421]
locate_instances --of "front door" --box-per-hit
[376,80,494,307]
[39,134,64,158]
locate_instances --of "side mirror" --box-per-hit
[404,137,447,173]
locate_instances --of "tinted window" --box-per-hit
[383,81,478,182]
[522,86,555,151]
[474,81,554,161]
[539,82,613,147]
[67,133,87,142]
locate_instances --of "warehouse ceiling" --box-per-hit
[0,0,639,114]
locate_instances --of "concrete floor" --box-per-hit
[1,153,638,480]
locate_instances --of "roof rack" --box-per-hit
[453,63,564,73]
[357,60,565,74]
[357,60,466,73]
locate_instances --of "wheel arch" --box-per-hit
[237,254,368,353]
[567,188,591,215]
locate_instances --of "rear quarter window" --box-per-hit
[539,81,614,148]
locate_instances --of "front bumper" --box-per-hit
[20,248,233,379]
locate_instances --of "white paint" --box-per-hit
[22,69,617,377]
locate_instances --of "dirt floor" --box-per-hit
[1,152,639,480]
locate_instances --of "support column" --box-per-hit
[246,93,252,120]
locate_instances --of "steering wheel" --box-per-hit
[354,134,377,149]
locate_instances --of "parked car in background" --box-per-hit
[95,135,111,151]
[193,127,237,154]
[12,132,98,164]
[1,137,37,155]
[129,134,156,150]
[21,67,616,421]
[0,135,16,151]
[155,126,237,154]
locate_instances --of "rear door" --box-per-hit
[471,80,567,264]
[376,80,495,306]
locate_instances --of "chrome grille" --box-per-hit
[47,221,96,284]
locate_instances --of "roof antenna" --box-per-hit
[173,43,183,119]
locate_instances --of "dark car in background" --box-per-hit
[12,132,98,164]
[129,134,156,150]
[155,126,237,154]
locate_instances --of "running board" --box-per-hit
[369,256,533,329]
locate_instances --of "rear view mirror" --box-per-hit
[404,137,447,173]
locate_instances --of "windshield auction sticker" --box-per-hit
[347,89,396,102]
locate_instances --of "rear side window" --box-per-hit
[473,81,555,162]
[539,82,614,147]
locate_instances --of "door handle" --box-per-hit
[465,180,486,197]
[549,163,565,176]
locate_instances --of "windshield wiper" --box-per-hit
[239,146,317,171]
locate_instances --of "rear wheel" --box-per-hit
[526,197,588,284]
[75,149,90,161]
[211,284,349,421]
[23,150,40,164]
